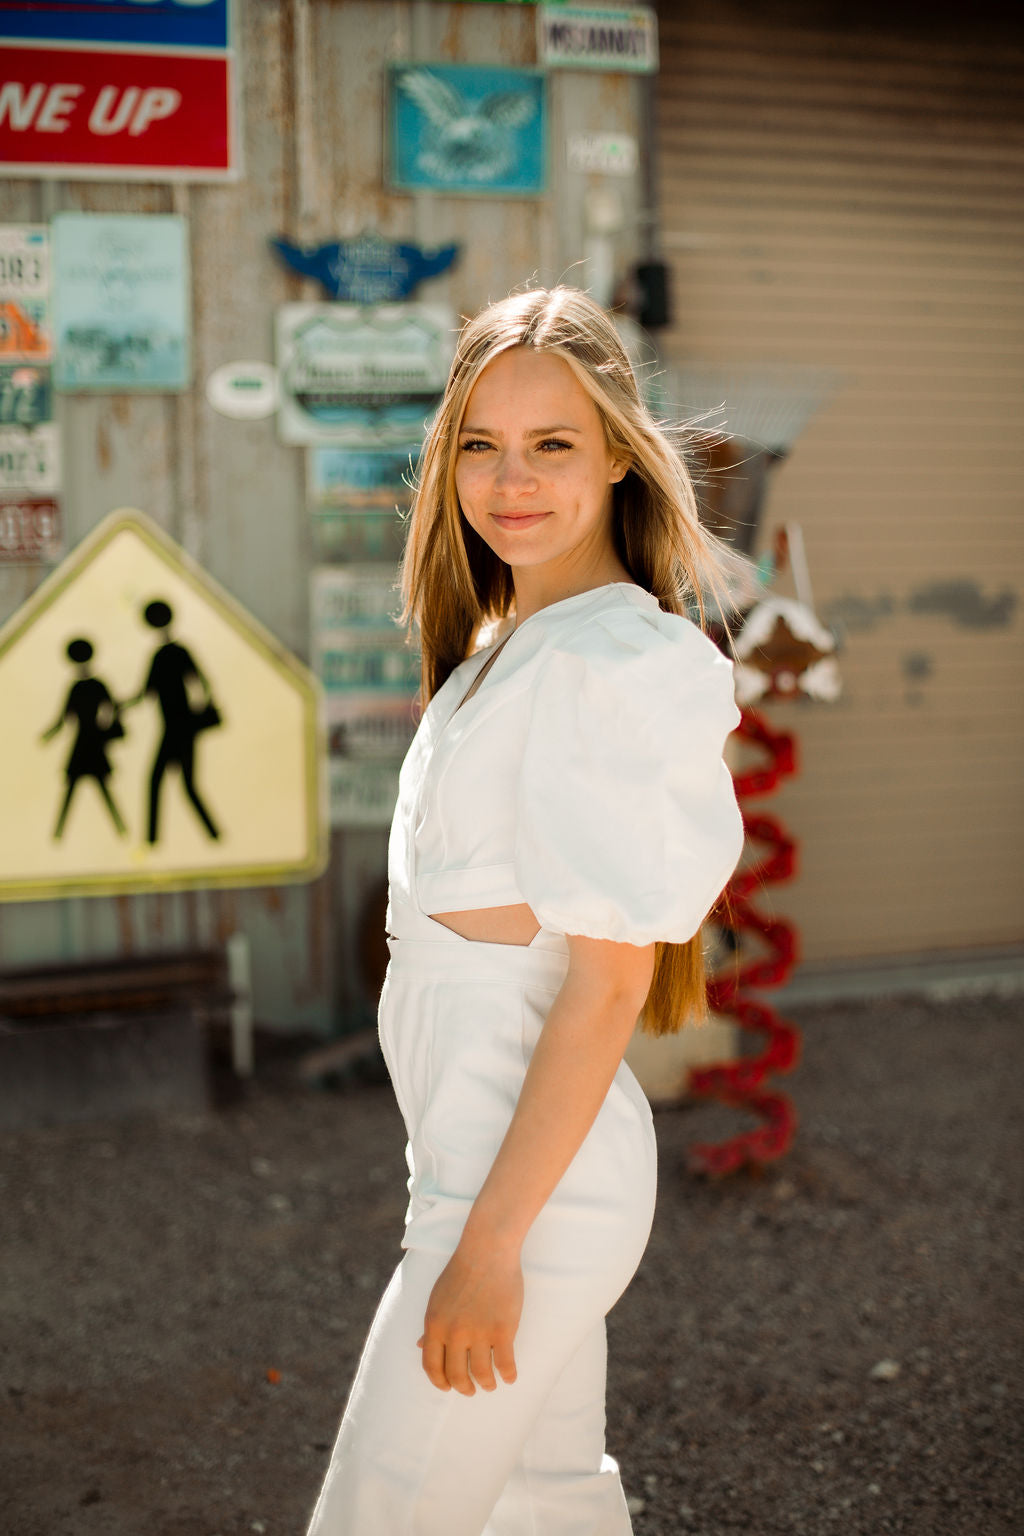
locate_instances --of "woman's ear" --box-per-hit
[609,457,631,485]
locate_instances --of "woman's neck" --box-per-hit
[512,555,633,627]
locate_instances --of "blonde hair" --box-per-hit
[401,286,734,1033]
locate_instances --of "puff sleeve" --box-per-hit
[514,613,743,945]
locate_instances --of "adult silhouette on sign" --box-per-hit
[124,599,222,845]
[42,637,128,840]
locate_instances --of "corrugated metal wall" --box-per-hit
[656,4,1024,962]
[0,0,646,1031]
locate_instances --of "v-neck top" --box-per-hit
[387,582,744,946]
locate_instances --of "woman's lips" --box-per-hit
[491,511,552,530]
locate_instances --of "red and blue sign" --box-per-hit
[0,0,236,180]
[0,0,229,49]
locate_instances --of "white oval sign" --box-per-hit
[206,361,279,420]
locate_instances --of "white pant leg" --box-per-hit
[305,1248,634,1536]
[483,1320,632,1536]
[307,940,656,1535]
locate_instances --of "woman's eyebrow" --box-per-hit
[457,424,584,437]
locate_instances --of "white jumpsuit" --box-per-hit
[307,583,743,1536]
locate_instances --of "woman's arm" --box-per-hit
[418,934,654,1396]
[40,691,70,741]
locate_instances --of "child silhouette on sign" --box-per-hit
[124,599,222,845]
[42,637,128,840]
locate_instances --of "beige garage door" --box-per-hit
[655,7,1024,963]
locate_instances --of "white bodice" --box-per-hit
[388,583,744,946]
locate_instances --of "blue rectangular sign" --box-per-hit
[0,0,229,49]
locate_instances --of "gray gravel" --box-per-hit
[2,991,1021,1536]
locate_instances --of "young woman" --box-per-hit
[306,287,744,1536]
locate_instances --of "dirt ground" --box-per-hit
[2,990,1021,1536]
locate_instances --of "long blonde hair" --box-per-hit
[401,286,735,1034]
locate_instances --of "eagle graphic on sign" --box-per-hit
[396,67,538,184]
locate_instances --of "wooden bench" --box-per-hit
[0,936,253,1128]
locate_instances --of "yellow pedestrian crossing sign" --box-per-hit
[0,508,327,900]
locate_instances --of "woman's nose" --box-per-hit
[494,451,538,496]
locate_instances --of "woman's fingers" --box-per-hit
[443,1336,475,1395]
[419,1334,451,1393]
[469,1342,498,1392]
[419,1331,516,1395]
[492,1331,518,1386]
[420,1322,476,1396]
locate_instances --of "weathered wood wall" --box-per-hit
[0,0,646,1031]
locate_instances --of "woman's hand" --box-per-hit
[417,1242,522,1395]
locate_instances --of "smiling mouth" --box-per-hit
[491,511,552,529]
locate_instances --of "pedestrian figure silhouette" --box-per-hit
[124,599,222,845]
[42,637,128,840]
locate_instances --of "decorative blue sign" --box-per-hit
[0,0,230,49]
[270,232,458,304]
[389,64,546,197]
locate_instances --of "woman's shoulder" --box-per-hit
[516,586,744,946]
[541,583,732,691]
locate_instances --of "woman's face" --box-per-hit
[454,346,627,580]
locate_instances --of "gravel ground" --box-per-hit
[2,991,1021,1536]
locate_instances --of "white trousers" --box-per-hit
[306,909,658,1536]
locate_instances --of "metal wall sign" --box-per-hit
[311,565,419,828]
[315,622,421,696]
[0,508,326,902]
[0,498,63,565]
[0,363,52,428]
[0,423,60,493]
[308,445,416,507]
[0,0,238,181]
[389,64,547,196]
[0,1,229,48]
[307,448,413,569]
[0,226,51,360]
[311,564,401,631]
[269,233,459,303]
[566,130,639,175]
[276,303,454,446]
[538,6,659,73]
[0,226,60,547]
[52,213,191,392]
[205,360,279,420]
[329,759,403,829]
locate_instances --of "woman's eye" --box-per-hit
[538,439,572,454]
[458,438,493,454]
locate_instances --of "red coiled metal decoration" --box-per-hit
[688,707,803,1175]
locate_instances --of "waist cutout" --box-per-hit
[386,930,569,990]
